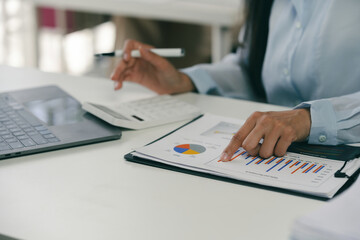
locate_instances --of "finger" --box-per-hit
[139,47,170,69]
[123,40,154,62]
[220,118,257,162]
[118,68,135,84]
[114,80,123,90]
[241,123,268,156]
[114,68,135,90]
[111,60,128,81]
[220,134,244,162]
[274,133,294,157]
[120,42,153,78]
[113,65,133,90]
[258,129,281,158]
[126,56,137,70]
[122,40,136,62]
[246,143,261,157]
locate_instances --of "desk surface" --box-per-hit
[0,66,323,240]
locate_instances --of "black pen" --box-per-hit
[95,48,185,58]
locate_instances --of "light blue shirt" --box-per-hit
[182,0,360,146]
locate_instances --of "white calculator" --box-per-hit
[82,95,202,129]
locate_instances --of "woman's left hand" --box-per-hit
[220,109,311,161]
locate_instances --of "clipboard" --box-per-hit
[124,115,360,200]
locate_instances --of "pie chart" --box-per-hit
[173,144,206,155]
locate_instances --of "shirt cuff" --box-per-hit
[295,100,338,145]
[180,66,221,95]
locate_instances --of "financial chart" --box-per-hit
[134,114,356,198]
[206,148,344,188]
[173,144,206,155]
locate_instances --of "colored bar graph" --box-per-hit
[314,165,324,173]
[246,156,259,165]
[266,157,277,164]
[290,161,300,168]
[228,150,245,162]
[218,150,246,162]
[305,164,316,173]
[301,163,309,169]
[278,160,293,171]
[256,158,265,164]
[215,148,327,177]
[266,158,284,172]
[292,163,307,174]
[303,164,315,173]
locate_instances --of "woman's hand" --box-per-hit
[220,109,311,161]
[111,39,194,94]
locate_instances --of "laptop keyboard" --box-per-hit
[0,94,60,152]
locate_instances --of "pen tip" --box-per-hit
[94,52,115,57]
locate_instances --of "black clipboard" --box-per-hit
[124,116,360,200]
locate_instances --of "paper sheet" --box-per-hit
[133,114,360,198]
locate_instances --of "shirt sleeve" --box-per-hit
[180,52,261,102]
[295,91,360,145]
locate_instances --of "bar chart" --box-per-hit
[208,148,343,187]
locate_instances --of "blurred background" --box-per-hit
[0,0,243,78]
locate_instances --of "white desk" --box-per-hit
[30,0,242,62]
[0,66,323,240]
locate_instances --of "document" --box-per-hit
[128,114,360,198]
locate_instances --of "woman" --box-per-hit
[111,0,360,162]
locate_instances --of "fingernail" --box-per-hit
[141,47,150,53]
[220,152,228,162]
[123,53,129,61]
[114,81,120,90]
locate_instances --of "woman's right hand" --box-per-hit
[111,39,195,94]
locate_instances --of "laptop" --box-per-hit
[0,85,121,160]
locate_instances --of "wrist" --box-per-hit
[178,72,195,93]
[296,108,311,141]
